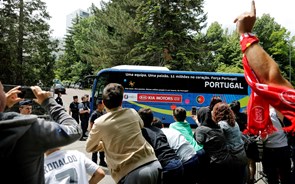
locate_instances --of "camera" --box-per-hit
[18,86,35,99]
[3,85,36,99]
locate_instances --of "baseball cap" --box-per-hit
[19,100,32,106]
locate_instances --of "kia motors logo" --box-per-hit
[251,106,265,123]
[280,90,295,105]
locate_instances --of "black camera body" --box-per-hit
[18,86,35,99]
[3,85,36,99]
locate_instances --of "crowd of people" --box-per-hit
[1,0,295,183]
[86,82,294,184]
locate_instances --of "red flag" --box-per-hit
[243,56,295,134]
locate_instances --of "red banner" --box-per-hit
[243,56,295,134]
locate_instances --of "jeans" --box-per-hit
[118,160,162,184]
[262,146,291,184]
[183,149,206,184]
[162,159,184,184]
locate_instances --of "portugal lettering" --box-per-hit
[204,81,244,89]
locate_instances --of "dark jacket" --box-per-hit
[195,125,231,165]
[194,107,247,184]
[195,107,232,165]
[0,98,82,184]
[141,126,179,167]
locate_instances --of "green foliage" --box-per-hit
[74,0,143,71]
[130,0,207,71]
[254,14,293,82]
[215,63,244,73]
[0,0,58,86]
[3,0,293,86]
[54,21,93,85]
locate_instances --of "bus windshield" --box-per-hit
[91,66,249,127]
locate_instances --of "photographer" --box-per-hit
[0,83,82,183]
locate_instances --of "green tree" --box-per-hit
[75,0,143,71]
[215,31,243,73]
[254,14,293,81]
[55,17,93,86]
[194,22,242,73]
[55,0,145,83]
[0,0,58,86]
[0,0,19,83]
[130,0,207,70]
[195,22,224,72]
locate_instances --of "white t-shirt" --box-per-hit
[44,150,99,184]
[264,108,288,148]
[162,128,196,163]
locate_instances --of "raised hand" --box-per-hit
[31,86,52,105]
[234,0,256,35]
[5,85,22,108]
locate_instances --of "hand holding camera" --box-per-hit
[31,86,52,105]
[4,85,53,107]
[5,86,23,108]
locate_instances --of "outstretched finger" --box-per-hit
[6,85,21,94]
[234,17,238,23]
[251,0,256,17]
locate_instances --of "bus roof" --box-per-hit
[98,65,244,77]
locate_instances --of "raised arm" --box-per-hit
[31,86,82,149]
[234,0,293,89]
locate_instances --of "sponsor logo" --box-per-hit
[280,90,295,105]
[196,96,205,104]
[256,83,268,91]
[123,93,137,101]
[251,106,265,123]
[137,94,182,103]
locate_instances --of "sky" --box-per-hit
[44,0,295,38]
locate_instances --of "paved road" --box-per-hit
[59,88,116,184]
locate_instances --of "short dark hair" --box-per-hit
[73,96,78,99]
[102,83,124,109]
[209,96,222,111]
[229,100,240,114]
[138,108,154,127]
[173,106,186,122]
[152,117,163,128]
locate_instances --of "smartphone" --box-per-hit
[18,86,35,99]
[191,106,197,115]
